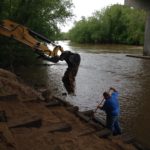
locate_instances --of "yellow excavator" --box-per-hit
[0,19,81,94]
[0,19,65,63]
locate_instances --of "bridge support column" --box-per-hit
[125,0,150,56]
[144,12,150,56]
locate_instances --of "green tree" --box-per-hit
[69,17,93,43]
[69,4,146,45]
[0,0,73,69]
[5,0,73,39]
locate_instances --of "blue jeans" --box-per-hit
[106,115,122,135]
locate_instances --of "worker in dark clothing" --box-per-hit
[59,51,81,94]
[98,87,122,135]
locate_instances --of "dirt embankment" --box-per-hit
[0,68,139,150]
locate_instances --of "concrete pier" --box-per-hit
[144,12,150,56]
[125,0,150,56]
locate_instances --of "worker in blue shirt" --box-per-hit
[98,87,122,135]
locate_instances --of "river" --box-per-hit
[18,40,150,148]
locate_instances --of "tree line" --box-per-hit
[68,4,146,45]
[0,0,73,69]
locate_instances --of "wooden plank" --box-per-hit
[76,112,91,122]
[52,96,72,107]
[96,129,112,138]
[126,55,150,60]
[92,116,106,127]
[47,122,72,132]
[76,112,103,130]
[45,100,61,107]
[88,120,104,130]
[132,141,148,150]
[8,116,42,128]
[21,98,41,102]
[81,110,94,116]
[78,128,96,137]
[66,106,79,113]
[0,94,17,101]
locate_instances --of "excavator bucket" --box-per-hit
[59,51,81,94]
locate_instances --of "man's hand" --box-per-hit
[96,105,103,109]
[109,87,117,92]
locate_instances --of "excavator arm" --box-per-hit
[0,19,63,62]
[0,19,81,94]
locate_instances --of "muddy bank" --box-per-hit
[0,68,145,150]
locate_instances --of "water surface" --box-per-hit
[18,41,150,148]
[49,41,150,148]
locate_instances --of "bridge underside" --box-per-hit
[125,0,150,56]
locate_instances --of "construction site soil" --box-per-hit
[0,68,143,150]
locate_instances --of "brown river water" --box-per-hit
[18,41,150,148]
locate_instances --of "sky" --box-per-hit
[61,0,124,32]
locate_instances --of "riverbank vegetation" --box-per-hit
[68,5,146,45]
[0,0,73,69]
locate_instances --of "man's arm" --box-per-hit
[109,87,117,95]
[109,87,119,99]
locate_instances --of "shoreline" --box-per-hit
[0,68,148,150]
